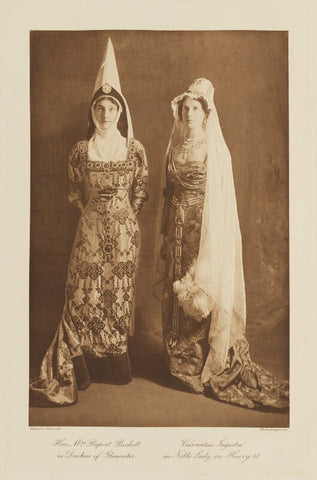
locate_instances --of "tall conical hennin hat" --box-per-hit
[89,37,133,139]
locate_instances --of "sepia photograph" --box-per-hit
[29,30,289,427]
[2,1,317,478]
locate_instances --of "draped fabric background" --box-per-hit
[30,31,288,376]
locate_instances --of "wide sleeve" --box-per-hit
[68,143,85,212]
[131,141,149,215]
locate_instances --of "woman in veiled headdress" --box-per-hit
[157,78,288,409]
[30,39,148,406]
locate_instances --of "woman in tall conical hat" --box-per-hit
[157,78,289,409]
[30,38,149,407]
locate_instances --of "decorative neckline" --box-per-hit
[175,135,207,161]
[80,138,135,165]
[183,134,207,144]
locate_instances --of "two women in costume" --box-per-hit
[30,39,288,410]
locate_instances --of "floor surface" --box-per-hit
[29,322,289,428]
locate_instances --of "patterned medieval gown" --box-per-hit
[161,142,289,410]
[30,138,148,406]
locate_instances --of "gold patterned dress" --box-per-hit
[30,138,148,406]
[161,143,289,410]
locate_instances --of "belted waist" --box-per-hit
[98,187,119,199]
[91,187,128,201]
[171,194,204,208]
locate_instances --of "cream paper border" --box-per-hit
[1,1,316,479]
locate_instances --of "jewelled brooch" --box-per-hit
[102,83,112,94]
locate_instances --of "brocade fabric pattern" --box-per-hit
[30,138,148,406]
[162,148,289,410]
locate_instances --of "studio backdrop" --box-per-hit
[30,31,288,374]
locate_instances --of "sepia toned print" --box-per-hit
[29,30,289,427]
[30,38,149,406]
[159,78,288,409]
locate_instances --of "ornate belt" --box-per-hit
[98,187,118,200]
[168,194,204,347]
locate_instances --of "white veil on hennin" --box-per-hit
[87,38,135,165]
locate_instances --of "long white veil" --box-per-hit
[156,79,246,378]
